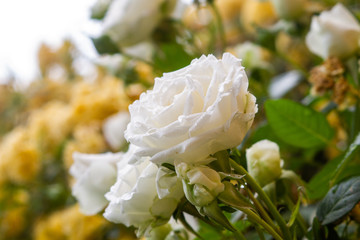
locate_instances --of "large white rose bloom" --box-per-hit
[70,152,122,215]
[102,0,176,47]
[125,53,257,165]
[306,3,360,59]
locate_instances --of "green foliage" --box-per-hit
[308,133,360,200]
[91,35,119,55]
[153,42,195,72]
[316,176,360,225]
[265,99,334,148]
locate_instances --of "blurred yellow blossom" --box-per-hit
[27,101,73,151]
[240,0,277,33]
[0,206,27,239]
[26,79,72,110]
[70,76,130,124]
[275,32,311,69]
[63,122,107,170]
[0,189,29,239]
[33,205,106,240]
[0,127,40,184]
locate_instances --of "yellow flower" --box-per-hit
[215,0,243,23]
[275,32,311,69]
[27,101,73,151]
[33,205,107,240]
[0,189,29,239]
[0,128,40,184]
[26,79,72,110]
[70,76,130,124]
[0,206,27,239]
[63,122,107,170]
[240,0,277,33]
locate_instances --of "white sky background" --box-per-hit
[0,0,101,86]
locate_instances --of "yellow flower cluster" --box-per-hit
[0,41,139,239]
[0,76,130,185]
[33,205,106,240]
[0,127,40,184]
[0,189,29,239]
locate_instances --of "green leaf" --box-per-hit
[316,176,360,225]
[153,42,194,72]
[331,132,360,186]
[265,99,334,148]
[307,158,360,200]
[91,35,120,55]
[287,197,301,227]
[307,155,342,200]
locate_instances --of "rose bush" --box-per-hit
[70,152,121,215]
[306,3,360,59]
[125,53,257,166]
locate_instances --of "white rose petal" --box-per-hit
[306,3,360,59]
[104,154,181,236]
[125,53,258,165]
[246,140,282,187]
[70,152,122,215]
[103,111,130,150]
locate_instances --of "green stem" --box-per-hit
[209,2,226,53]
[246,188,282,235]
[230,159,292,240]
[255,226,265,240]
[284,195,308,234]
[242,208,283,240]
[234,230,247,240]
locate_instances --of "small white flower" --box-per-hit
[306,3,360,59]
[70,152,122,215]
[103,111,130,150]
[246,140,282,187]
[125,53,257,166]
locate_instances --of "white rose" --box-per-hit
[70,152,122,215]
[176,162,224,207]
[125,53,258,166]
[306,3,360,59]
[104,156,181,236]
[103,111,130,150]
[246,140,282,187]
[102,0,176,47]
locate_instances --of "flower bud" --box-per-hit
[176,162,224,207]
[246,140,282,187]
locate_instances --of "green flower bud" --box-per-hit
[176,162,224,207]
